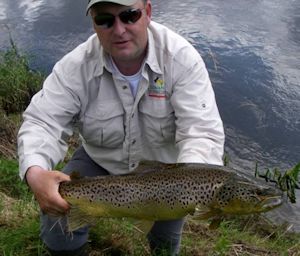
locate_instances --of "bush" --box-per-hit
[0,43,44,114]
[0,110,21,159]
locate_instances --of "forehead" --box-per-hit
[91,1,143,14]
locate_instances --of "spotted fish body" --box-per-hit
[59,162,283,231]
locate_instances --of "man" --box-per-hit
[18,0,225,255]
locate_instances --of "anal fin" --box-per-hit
[66,205,96,232]
[133,220,154,234]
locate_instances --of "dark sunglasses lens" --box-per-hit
[119,9,142,24]
[94,14,115,28]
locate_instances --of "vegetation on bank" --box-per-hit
[255,163,300,204]
[1,44,300,255]
[0,42,44,159]
[0,40,44,114]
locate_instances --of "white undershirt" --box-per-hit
[110,58,142,97]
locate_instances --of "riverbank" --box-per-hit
[1,46,300,256]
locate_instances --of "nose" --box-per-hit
[112,17,126,35]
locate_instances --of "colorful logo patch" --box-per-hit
[148,77,166,98]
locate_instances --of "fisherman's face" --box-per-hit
[90,0,151,67]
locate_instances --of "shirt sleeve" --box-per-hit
[17,61,81,180]
[171,49,225,165]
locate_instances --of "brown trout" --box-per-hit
[59,161,283,231]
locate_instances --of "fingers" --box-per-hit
[37,190,70,215]
[51,171,72,211]
[55,190,71,212]
[26,168,71,215]
[52,170,71,183]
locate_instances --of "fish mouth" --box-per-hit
[261,196,283,210]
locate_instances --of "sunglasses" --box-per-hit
[93,8,144,29]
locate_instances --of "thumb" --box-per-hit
[52,171,71,183]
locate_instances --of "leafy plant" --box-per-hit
[255,162,300,203]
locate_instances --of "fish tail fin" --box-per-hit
[66,205,96,232]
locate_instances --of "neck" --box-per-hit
[113,56,145,76]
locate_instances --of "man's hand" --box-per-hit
[25,166,71,216]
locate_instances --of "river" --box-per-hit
[0,0,299,231]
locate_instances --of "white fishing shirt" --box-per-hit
[18,21,225,180]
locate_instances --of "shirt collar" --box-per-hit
[97,46,113,75]
[145,23,163,75]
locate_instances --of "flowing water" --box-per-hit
[0,0,299,231]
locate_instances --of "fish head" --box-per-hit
[214,176,283,215]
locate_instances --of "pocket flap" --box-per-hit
[85,101,124,120]
[139,100,174,118]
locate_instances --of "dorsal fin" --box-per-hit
[133,160,182,174]
[69,171,82,180]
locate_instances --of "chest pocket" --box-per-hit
[81,101,125,148]
[139,100,176,147]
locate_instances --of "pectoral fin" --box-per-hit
[192,206,223,229]
[192,206,221,220]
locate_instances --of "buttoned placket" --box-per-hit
[113,74,149,171]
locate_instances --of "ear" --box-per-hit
[145,1,152,24]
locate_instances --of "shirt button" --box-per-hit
[123,85,127,90]
[131,113,135,118]
[132,139,136,145]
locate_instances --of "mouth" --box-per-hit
[261,196,283,210]
[113,40,130,46]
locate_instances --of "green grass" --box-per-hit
[0,158,30,199]
[182,218,300,256]
[89,218,149,255]
[0,218,45,256]
[0,158,45,256]
[0,43,44,114]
